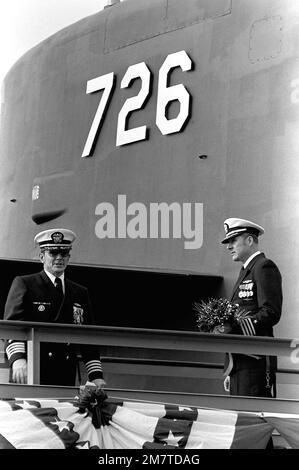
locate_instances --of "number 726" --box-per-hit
[81,50,193,157]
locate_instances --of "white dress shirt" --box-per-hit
[44,270,65,294]
[243,251,261,269]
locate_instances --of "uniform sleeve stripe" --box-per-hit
[6,342,26,359]
[248,318,256,335]
[85,360,102,373]
[85,364,103,371]
[240,321,249,335]
[240,318,256,336]
[86,367,103,375]
[85,360,103,367]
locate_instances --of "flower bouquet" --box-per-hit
[193,297,248,334]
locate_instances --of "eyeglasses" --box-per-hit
[43,249,70,257]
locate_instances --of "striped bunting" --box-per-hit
[0,399,99,449]
[0,393,298,449]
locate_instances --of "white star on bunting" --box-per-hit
[163,430,183,446]
[50,419,70,432]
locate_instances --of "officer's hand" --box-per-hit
[12,358,27,384]
[92,378,106,389]
[223,376,230,392]
[213,323,232,334]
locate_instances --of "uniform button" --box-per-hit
[48,352,53,357]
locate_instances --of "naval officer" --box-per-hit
[4,228,105,388]
[221,218,282,397]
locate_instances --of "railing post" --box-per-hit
[27,327,40,385]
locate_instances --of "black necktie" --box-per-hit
[54,277,64,304]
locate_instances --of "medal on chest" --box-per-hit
[73,303,84,324]
[238,280,254,298]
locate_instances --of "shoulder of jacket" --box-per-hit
[65,278,88,292]
[253,255,279,271]
[13,272,41,283]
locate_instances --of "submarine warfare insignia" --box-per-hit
[33,301,51,311]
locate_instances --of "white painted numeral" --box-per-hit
[116,62,151,147]
[82,51,194,156]
[156,51,192,135]
[81,72,115,157]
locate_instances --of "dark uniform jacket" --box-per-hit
[229,252,282,373]
[4,270,103,386]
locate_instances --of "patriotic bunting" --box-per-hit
[0,387,298,449]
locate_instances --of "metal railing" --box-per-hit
[0,319,299,413]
